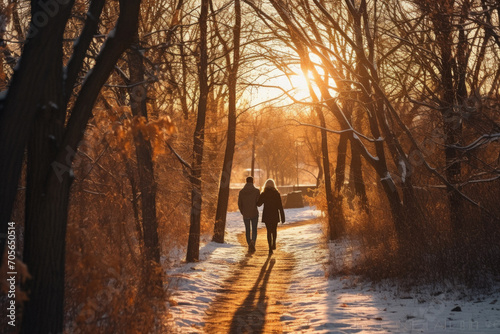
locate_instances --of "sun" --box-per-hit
[283,61,330,101]
[247,54,336,105]
[264,63,319,103]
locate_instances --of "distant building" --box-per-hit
[243,168,264,187]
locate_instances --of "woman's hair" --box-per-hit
[264,178,277,189]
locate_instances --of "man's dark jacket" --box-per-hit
[238,183,260,219]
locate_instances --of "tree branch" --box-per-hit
[64,0,105,105]
[56,0,142,171]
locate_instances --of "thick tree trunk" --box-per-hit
[186,0,209,262]
[23,39,69,332]
[23,174,72,334]
[0,1,75,260]
[20,3,74,333]
[12,2,141,332]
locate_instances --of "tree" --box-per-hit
[213,0,242,243]
[186,0,209,262]
[126,36,162,289]
[244,0,424,241]
[0,1,142,332]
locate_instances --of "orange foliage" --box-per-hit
[106,107,176,161]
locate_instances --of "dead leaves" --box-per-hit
[109,114,177,159]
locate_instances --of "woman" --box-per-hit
[257,179,285,255]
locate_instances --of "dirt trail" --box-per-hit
[204,220,318,334]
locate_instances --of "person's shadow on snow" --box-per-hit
[229,257,276,333]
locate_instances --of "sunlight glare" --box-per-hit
[267,63,322,103]
[248,55,338,106]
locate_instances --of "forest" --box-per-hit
[0,0,499,333]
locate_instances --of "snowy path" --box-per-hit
[204,227,297,333]
[165,207,500,333]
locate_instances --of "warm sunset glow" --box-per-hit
[250,59,334,105]
[1,0,498,332]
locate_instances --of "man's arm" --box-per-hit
[256,192,264,207]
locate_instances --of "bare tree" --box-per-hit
[186,0,209,262]
[126,36,162,289]
[0,1,142,332]
[213,0,242,243]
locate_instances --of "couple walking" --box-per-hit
[237,176,285,255]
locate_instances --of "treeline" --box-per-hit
[0,0,499,333]
[249,0,500,285]
[0,1,310,332]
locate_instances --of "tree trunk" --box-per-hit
[179,25,190,120]
[19,3,74,332]
[11,2,141,332]
[349,141,368,209]
[23,171,72,334]
[438,6,464,234]
[212,112,236,243]
[415,0,465,235]
[334,133,348,191]
[213,0,241,243]
[315,155,323,187]
[251,134,256,177]
[0,1,75,260]
[124,159,143,252]
[23,35,70,333]
[127,39,162,288]
[186,0,209,262]
[316,106,344,240]
[250,115,261,180]
[348,3,409,239]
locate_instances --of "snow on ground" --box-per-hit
[164,210,244,332]
[165,207,500,333]
[164,207,321,332]
[278,223,500,333]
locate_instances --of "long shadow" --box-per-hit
[228,256,276,333]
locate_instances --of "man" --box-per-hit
[238,176,260,252]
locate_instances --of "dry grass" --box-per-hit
[62,114,217,332]
[319,180,500,292]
